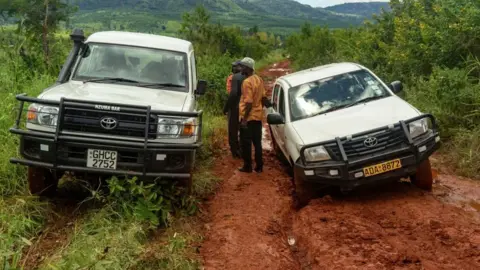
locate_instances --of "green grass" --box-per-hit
[0,197,50,268]
[0,44,60,267]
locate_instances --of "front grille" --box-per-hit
[325,126,407,160]
[62,107,158,139]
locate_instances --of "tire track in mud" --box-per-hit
[200,61,480,270]
[199,146,300,269]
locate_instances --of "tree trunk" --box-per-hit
[43,0,50,68]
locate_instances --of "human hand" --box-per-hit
[240,119,247,127]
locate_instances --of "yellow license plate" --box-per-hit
[363,159,402,177]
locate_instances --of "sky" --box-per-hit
[295,0,389,8]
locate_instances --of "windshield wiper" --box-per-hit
[83,77,140,84]
[138,82,185,88]
[344,95,387,109]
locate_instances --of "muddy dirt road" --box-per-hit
[199,61,480,270]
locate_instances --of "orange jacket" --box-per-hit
[226,74,233,93]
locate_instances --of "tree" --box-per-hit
[179,5,211,44]
[2,0,76,69]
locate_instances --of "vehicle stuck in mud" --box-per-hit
[266,62,441,206]
[9,29,207,196]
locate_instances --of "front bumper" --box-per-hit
[9,94,203,179]
[295,114,441,188]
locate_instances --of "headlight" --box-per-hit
[27,103,59,128]
[409,118,429,138]
[157,117,196,138]
[304,145,331,162]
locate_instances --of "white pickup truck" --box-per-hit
[10,30,207,196]
[267,62,441,207]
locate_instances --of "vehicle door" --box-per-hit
[275,85,288,157]
[269,83,281,143]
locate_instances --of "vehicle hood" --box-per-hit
[38,81,188,111]
[292,96,421,145]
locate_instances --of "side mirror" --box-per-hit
[267,113,285,125]
[195,80,207,95]
[389,81,403,94]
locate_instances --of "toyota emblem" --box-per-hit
[100,116,117,130]
[363,137,378,148]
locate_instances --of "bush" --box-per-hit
[197,54,235,115]
[285,23,337,70]
[405,67,480,137]
[446,128,480,178]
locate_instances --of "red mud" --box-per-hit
[199,61,480,269]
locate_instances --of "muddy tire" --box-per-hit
[27,167,60,197]
[410,159,433,191]
[292,169,314,210]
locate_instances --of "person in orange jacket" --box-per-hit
[226,61,241,93]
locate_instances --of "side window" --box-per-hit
[272,84,280,111]
[278,87,285,117]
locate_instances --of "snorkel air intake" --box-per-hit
[56,29,85,84]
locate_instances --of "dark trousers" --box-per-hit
[227,109,240,156]
[240,120,263,169]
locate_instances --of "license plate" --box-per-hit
[87,149,118,170]
[363,159,402,177]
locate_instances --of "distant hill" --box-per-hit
[72,0,365,33]
[324,2,391,18]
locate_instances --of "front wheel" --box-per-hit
[292,169,314,210]
[27,167,60,197]
[410,159,433,191]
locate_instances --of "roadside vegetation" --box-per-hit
[285,0,480,179]
[0,3,280,269]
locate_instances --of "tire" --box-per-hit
[292,168,314,210]
[27,167,60,197]
[410,158,433,191]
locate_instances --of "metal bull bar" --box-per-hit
[10,93,203,177]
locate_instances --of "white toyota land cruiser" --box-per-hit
[267,62,441,206]
[10,29,207,196]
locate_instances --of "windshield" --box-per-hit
[288,69,391,121]
[72,43,189,91]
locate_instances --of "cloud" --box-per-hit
[295,0,389,8]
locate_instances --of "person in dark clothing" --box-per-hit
[223,61,245,158]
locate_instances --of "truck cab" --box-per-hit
[10,30,207,196]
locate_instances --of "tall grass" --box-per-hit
[0,44,59,267]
